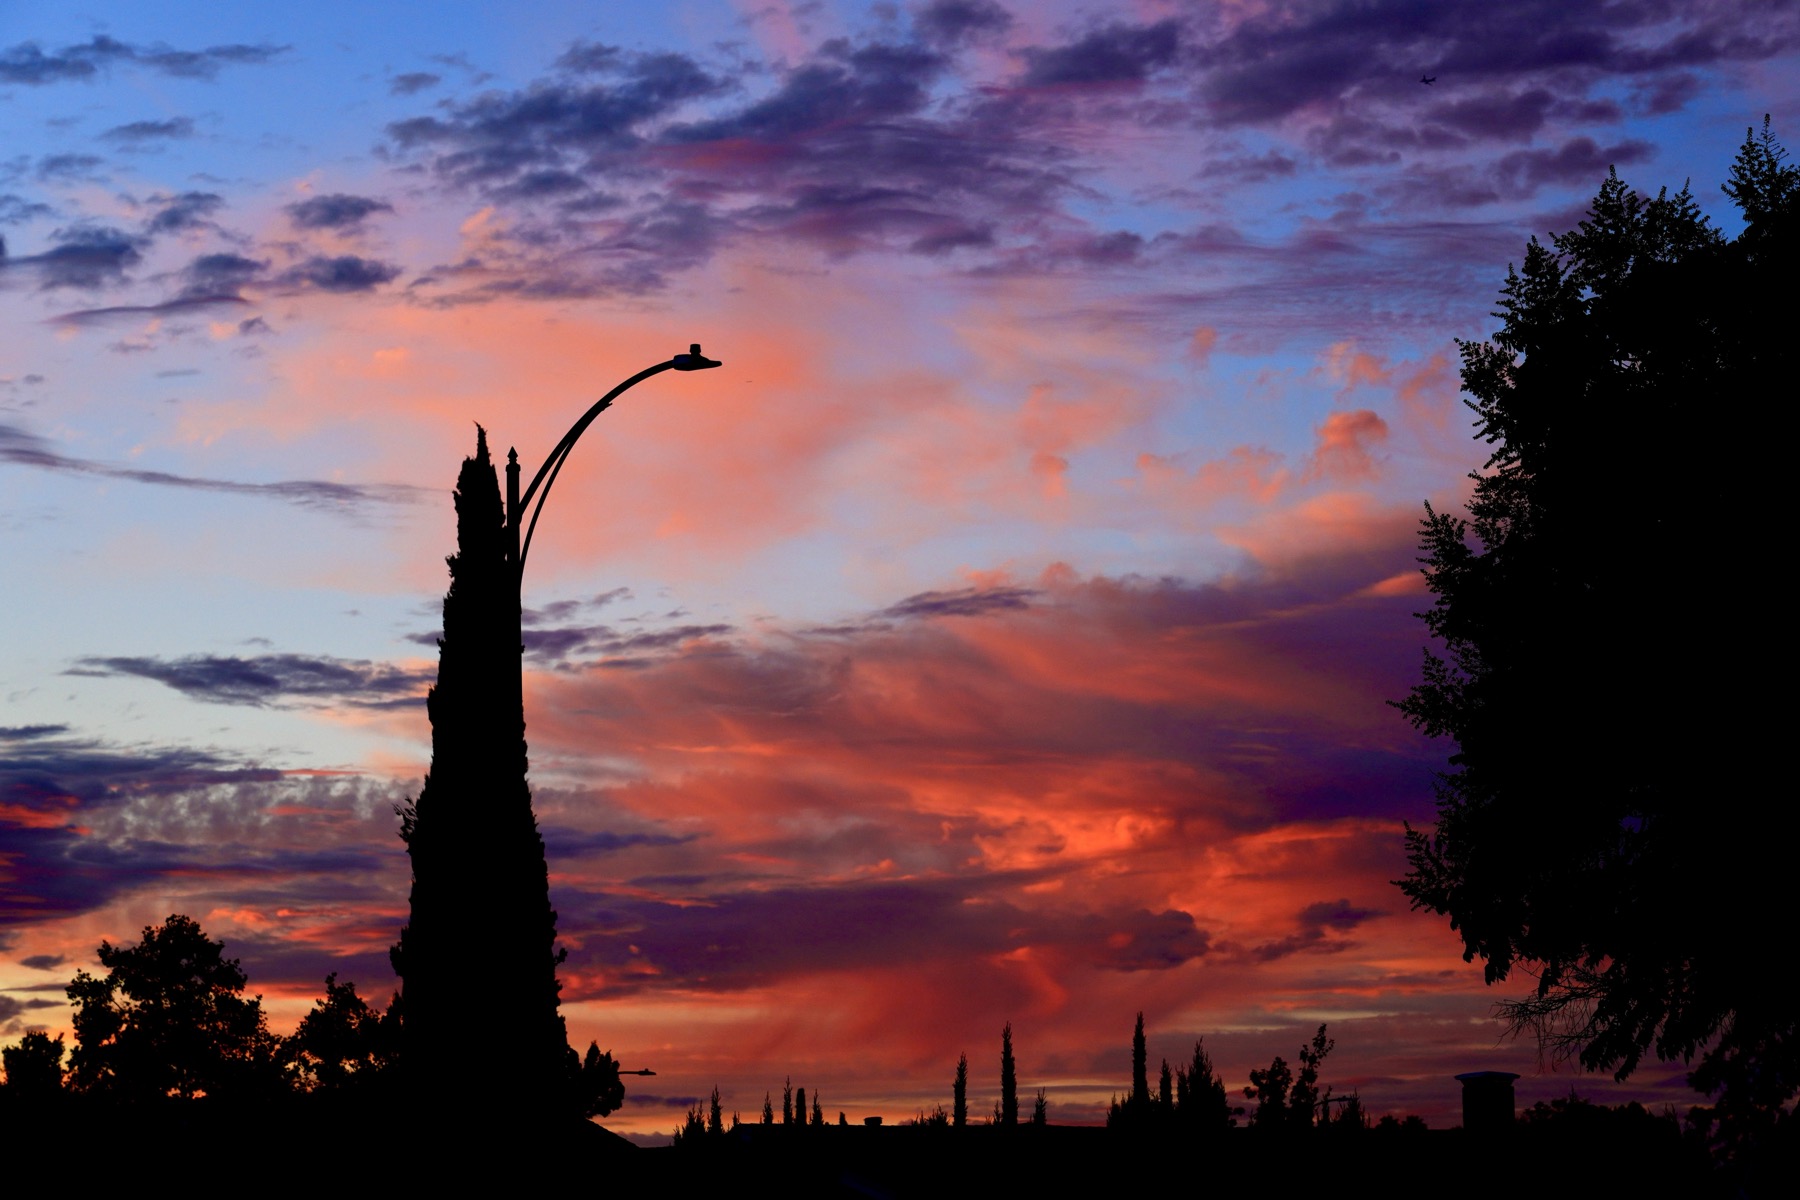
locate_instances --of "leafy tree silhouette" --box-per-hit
[390,428,579,1121]
[570,1042,625,1118]
[1245,1055,1292,1130]
[282,973,399,1094]
[2,1031,65,1098]
[1000,1021,1018,1127]
[1289,1025,1334,1128]
[65,914,279,1101]
[953,1051,968,1128]
[1395,119,1799,1143]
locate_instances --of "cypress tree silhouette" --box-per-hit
[953,1051,968,1128]
[391,428,570,1122]
[1131,1012,1150,1112]
[1000,1022,1018,1127]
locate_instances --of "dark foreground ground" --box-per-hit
[8,1102,1785,1197]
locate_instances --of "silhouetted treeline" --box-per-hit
[0,913,627,1125]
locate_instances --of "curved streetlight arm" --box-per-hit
[511,345,719,580]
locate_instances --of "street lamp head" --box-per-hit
[671,343,722,371]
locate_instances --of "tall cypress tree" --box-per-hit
[953,1051,968,1128]
[1130,1012,1150,1112]
[392,428,570,1121]
[1000,1022,1018,1127]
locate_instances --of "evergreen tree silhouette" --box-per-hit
[953,1051,968,1128]
[1396,122,1800,1141]
[762,1092,774,1124]
[795,1085,807,1131]
[812,1093,824,1126]
[390,428,570,1121]
[1177,1038,1232,1134]
[783,1075,794,1125]
[1000,1022,1018,1127]
[708,1085,724,1135]
[1130,1012,1150,1113]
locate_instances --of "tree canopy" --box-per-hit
[1396,119,1797,1138]
[65,914,279,1101]
[282,973,399,1094]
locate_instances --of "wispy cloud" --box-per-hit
[67,653,433,709]
[0,424,423,514]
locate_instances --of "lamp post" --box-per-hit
[500,344,715,1111]
[504,343,721,584]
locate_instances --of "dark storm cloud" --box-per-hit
[0,36,283,85]
[558,874,1212,996]
[276,255,403,292]
[1018,19,1181,87]
[68,653,433,709]
[101,117,197,144]
[285,193,395,230]
[0,423,421,514]
[18,955,67,971]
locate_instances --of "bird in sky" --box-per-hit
[1421,74,1436,84]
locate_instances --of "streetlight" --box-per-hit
[495,345,714,1112]
[504,343,722,582]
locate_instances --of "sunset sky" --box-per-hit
[3,0,1795,1139]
